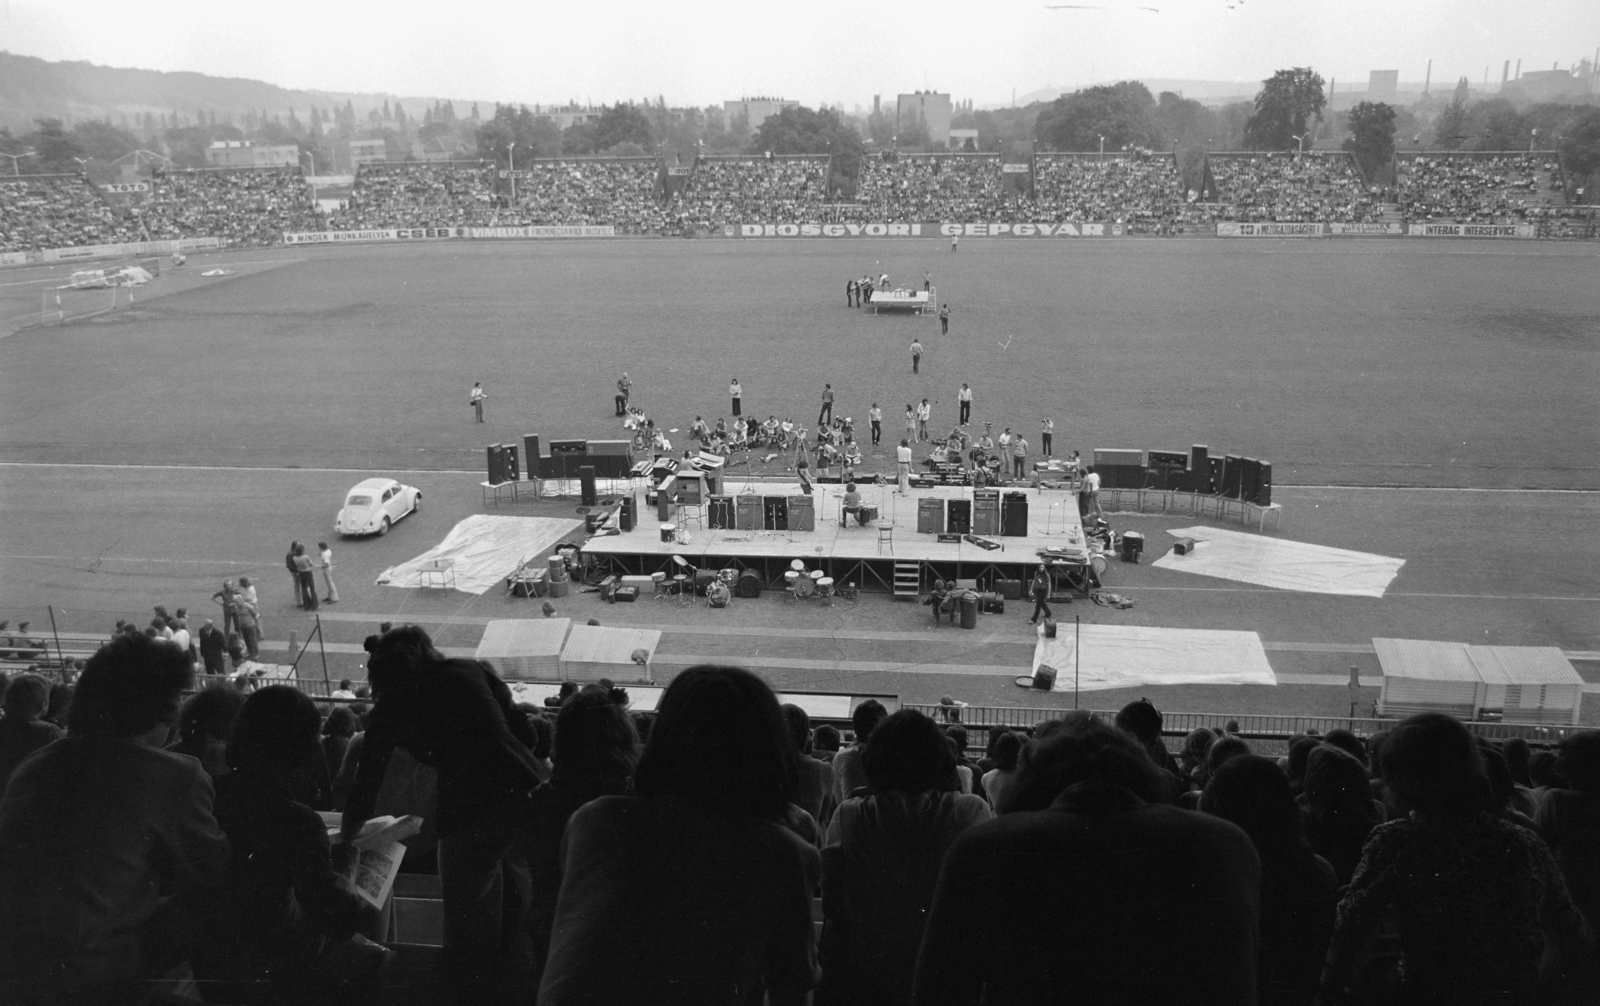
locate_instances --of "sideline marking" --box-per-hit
[3,461,1598,493]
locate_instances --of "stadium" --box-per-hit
[2,36,1599,1006]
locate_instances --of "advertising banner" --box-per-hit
[1328,222,1403,236]
[1407,222,1536,239]
[101,182,151,193]
[0,252,28,268]
[736,222,927,237]
[1216,221,1327,237]
[939,222,1118,237]
[1000,163,1032,174]
[39,237,223,262]
[467,225,615,239]
[731,221,1122,238]
[281,227,463,245]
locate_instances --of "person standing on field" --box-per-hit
[917,399,932,442]
[470,382,486,423]
[1012,433,1029,479]
[615,373,631,416]
[1041,417,1054,457]
[910,338,923,374]
[819,384,834,427]
[869,403,882,446]
[1029,564,1053,625]
[730,378,742,417]
[939,303,950,335]
[318,541,339,605]
[958,383,972,425]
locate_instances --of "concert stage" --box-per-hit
[582,480,1096,596]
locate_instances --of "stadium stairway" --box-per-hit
[1377,202,1405,228]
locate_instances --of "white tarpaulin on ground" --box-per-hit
[1031,624,1276,691]
[378,515,582,595]
[1152,526,1403,597]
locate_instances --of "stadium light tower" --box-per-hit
[1,148,36,175]
[1291,134,1306,155]
[1098,135,1105,155]
[509,142,517,202]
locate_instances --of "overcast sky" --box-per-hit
[5,0,1596,109]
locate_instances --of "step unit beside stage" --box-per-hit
[582,480,1095,596]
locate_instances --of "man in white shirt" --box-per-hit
[1041,417,1054,456]
[868,403,883,445]
[917,399,931,442]
[958,384,972,426]
[1012,435,1030,479]
[236,577,258,608]
[318,541,339,604]
[896,440,913,494]
[729,378,742,417]
[998,428,1013,455]
[1080,465,1103,518]
[470,382,486,423]
[168,618,192,656]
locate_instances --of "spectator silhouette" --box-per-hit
[782,703,835,826]
[834,699,889,805]
[1114,698,1182,795]
[1201,755,1337,1004]
[1323,713,1593,1005]
[1300,744,1384,888]
[341,625,545,999]
[166,683,245,782]
[913,715,1260,1005]
[524,685,640,990]
[0,673,64,790]
[320,706,359,789]
[979,729,1023,811]
[193,685,384,1003]
[539,665,820,1006]
[0,634,230,1005]
[1538,731,1600,935]
[822,709,991,1004]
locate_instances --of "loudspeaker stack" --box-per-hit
[619,493,636,531]
[1222,454,1244,499]
[579,466,597,507]
[503,443,520,482]
[1256,461,1272,506]
[486,444,509,485]
[1033,663,1057,690]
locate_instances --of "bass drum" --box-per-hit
[735,568,764,598]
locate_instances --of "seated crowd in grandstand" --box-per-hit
[848,152,1019,223]
[667,156,831,233]
[1,623,1596,1005]
[502,159,670,233]
[138,168,322,246]
[0,174,146,252]
[1032,153,1206,233]
[1208,152,1385,224]
[1397,153,1566,224]
[326,162,498,230]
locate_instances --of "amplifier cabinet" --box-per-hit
[708,496,734,529]
[1093,448,1145,469]
[946,498,972,534]
[587,440,632,456]
[1221,455,1244,499]
[787,496,815,532]
[917,497,945,534]
[763,496,788,531]
[1001,492,1028,537]
[549,439,588,455]
[735,496,763,530]
[486,444,509,485]
[1099,464,1144,490]
[1256,461,1273,507]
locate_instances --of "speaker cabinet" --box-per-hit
[973,489,1000,535]
[787,496,815,532]
[523,434,542,474]
[1205,457,1225,496]
[549,439,587,455]
[579,466,597,507]
[486,444,508,485]
[736,496,762,530]
[587,440,631,455]
[1222,455,1244,499]
[1190,444,1209,475]
[917,497,945,534]
[946,499,972,534]
[619,494,635,531]
[1240,458,1260,505]
[1001,492,1028,537]
[707,496,734,529]
[1033,663,1056,690]
[503,443,520,482]
[763,496,788,531]
[1256,461,1272,507]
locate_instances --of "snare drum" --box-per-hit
[809,569,825,581]
[784,570,801,589]
[817,577,834,597]
[857,504,879,525]
[659,522,676,543]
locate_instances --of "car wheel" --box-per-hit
[412,493,421,516]
[378,517,391,537]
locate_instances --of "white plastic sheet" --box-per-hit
[1031,624,1276,691]
[1152,526,1403,598]
[378,515,582,595]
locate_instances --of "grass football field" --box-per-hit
[1,236,1596,717]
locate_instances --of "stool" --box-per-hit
[672,573,691,605]
[783,569,801,601]
[1250,502,1284,532]
[878,525,893,553]
[651,571,668,599]
[677,503,703,529]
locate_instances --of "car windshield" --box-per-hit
[346,494,374,508]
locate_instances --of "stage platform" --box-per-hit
[582,480,1095,596]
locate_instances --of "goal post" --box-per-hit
[41,283,121,327]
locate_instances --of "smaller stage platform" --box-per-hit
[865,289,932,314]
[583,480,1095,595]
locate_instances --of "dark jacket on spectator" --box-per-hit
[0,737,231,988]
[344,658,543,838]
[0,715,63,791]
[193,769,367,994]
[912,780,1260,1006]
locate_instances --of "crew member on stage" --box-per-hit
[796,441,813,495]
[896,439,913,494]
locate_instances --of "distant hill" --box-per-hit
[0,51,492,132]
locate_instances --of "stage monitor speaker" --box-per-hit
[1043,619,1058,639]
[1240,458,1260,505]
[486,444,508,485]
[1190,444,1209,473]
[523,434,542,471]
[579,466,597,507]
[1205,457,1225,495]
[1256,461,1272,507]
[503,443,520,482]
[550,439,587,455]
[619,494,636,531]
[1222,455,1244,499]
[1032,663,1057,691]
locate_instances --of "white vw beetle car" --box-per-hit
[336,478,421,537]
